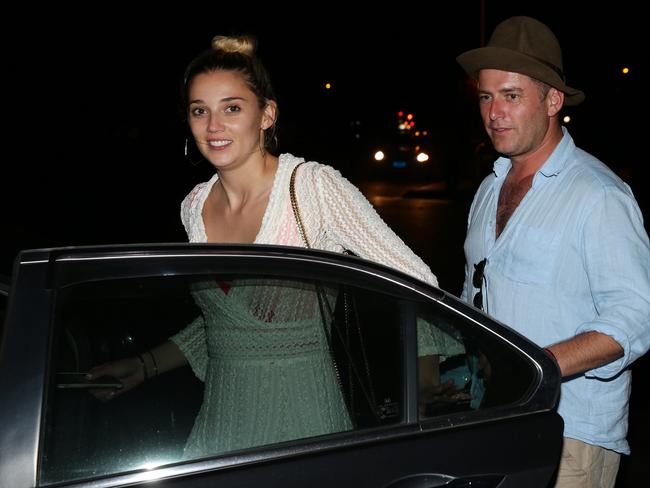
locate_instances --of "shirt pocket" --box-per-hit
[499,225,559,285]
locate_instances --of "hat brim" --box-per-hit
[457,46,585,106]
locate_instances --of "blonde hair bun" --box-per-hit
[211,35,256,57]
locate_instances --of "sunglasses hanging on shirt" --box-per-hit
[473,258,487,310]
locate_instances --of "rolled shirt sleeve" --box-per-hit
[577,185,650,378]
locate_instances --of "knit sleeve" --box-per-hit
[169,314,208,382]
[417,317,466,358]
[301,164,462,358]
[309,164,438,287]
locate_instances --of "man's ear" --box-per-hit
[261,100,277,130]
[547,88,564,117]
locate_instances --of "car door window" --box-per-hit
[416,302,536,419]
[40,273,409,484]
[39,267,539,485]
[41,275,203,484]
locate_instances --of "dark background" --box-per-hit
[4,1,647,274]
[2,1,649,485]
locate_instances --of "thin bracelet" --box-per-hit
[147,350,159,377]
[136,353,148,380]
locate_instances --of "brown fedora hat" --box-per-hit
[457,16,585,106]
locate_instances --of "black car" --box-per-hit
[0,244,562,488]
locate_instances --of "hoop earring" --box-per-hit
[184,138,203,167]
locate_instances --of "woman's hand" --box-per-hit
[87,356,145,401]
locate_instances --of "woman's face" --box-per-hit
[187,70,275,169]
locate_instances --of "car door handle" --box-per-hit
[384,473,503,488]
[56,372,123,390]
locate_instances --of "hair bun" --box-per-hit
[211,35,256,57]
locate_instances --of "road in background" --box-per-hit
[355,179,471,296]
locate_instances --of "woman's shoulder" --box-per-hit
[181,173,219,211]
[279,153,345,183]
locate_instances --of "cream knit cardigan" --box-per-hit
[180,153,438,288]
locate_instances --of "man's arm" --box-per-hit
[546,331,624,378]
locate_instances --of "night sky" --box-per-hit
[4,2,647,274]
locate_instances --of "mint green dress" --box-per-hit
[172,279,351,458]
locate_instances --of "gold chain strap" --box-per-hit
[289,161,381,424]
[289,161,355,418]
[290,162,310,248]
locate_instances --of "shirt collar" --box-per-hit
[493,157,511,178]
[539,127,574,177]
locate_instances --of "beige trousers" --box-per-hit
[552,437,621,488]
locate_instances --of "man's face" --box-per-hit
[477,69,552,159]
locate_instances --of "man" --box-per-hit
[456,16,650,488]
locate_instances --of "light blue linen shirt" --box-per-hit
[461,128,650,454]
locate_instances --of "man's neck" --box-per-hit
[510,124,563,179]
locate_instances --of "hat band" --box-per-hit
[527,52,565,82]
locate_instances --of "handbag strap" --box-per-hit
[290,162,310,248]
[290,161,356,415]
[289,161,381,422]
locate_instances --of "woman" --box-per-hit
[90,35,460,458]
